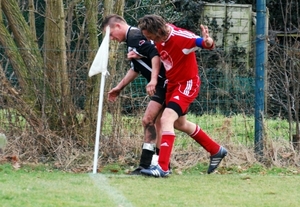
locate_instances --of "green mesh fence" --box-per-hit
[126,69,255,116]
[121,75,149,114]
[130,75,148,99]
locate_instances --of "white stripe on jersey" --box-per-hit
[135,59,163,78]
[172,29,200,39]
[128,46,163,78]
[183,79,193,96]
[182,47,198,55]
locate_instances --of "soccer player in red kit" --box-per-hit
[138,14,228,177]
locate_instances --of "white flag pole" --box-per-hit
[89,26,110,174]
[92,72,107,174]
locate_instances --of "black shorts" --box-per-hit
[150,85,166,105]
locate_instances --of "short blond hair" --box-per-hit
[101,14,126,30]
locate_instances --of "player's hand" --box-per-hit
[108,87,121,102]
[146,80,157,97]
[200,24,214,48]
[127,51,142,60]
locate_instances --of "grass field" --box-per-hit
[0,110,298,207]
[1,163,300,207]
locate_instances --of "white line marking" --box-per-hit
[89,173,134,207]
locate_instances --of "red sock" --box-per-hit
[158,131,175,171]
[190,125,220,155]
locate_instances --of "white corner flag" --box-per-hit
[89,26,110,77]
[89,26,110,174]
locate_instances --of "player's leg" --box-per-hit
[174,115,227,174]
[154,76,199,172]
[130,100,163,175]
[142,75,226,176]
[151,84,166,158]
[152,110,163,166]
[141,77,204,177]
[140,100,163,168]
[158,107,178,170]
[140,107,177,177]
[140,106,178,177]
[174,117,220,154]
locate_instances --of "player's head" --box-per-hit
[138,15,168,43]
[101,14,128,42]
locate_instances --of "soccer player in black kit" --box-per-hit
[101,14,167,175]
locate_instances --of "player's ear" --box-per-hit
[115,22,124,30]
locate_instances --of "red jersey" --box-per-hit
[156,24,200,86]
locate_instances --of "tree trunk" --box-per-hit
[0,0,45,131]
[1,0,44,94]
[28,0,37,42]
[0,0,124,140]
[82,0,101,141]
[44,0,75,132]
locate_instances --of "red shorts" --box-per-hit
[166,75,201,114]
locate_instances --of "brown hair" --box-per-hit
[100,14,126,30]
[138,15,168,37]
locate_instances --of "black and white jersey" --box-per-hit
[125,26,166,88]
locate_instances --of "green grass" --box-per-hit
[1,163,300,207]
[0,164,114,207]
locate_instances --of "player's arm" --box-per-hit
[127,50,160,97]
[108,69,139,102]
[130,41,161,96]
[127,51,142,59]
[195,25,215,50]
[146,55,160,96]
[137,42,161,96]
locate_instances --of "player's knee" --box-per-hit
[142,116,155,127]
[174,121,185,131]
[174,121,180,130]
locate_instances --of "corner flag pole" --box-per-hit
[88,26,110,174]
[92,73,106,174]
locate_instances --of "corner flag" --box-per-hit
[89,26,110,174]
[89,26,110,77]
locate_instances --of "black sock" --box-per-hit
[156,147,160,155]
[139,149,155,169]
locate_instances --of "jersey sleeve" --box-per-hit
[169,24,199,50]
[127,29,160,60]
[130,62,138,73]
